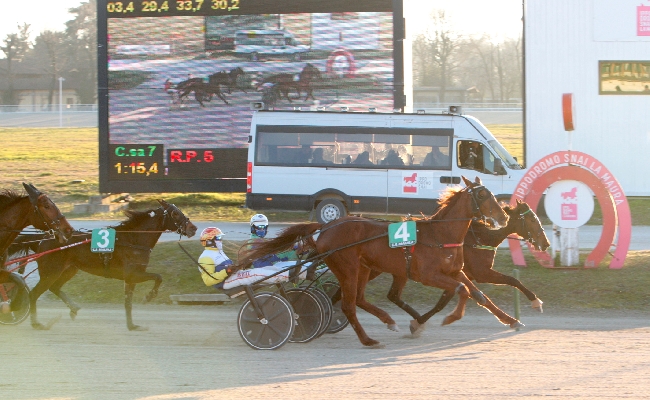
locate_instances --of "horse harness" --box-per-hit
[98,204,191,277]
[466,207,535,253]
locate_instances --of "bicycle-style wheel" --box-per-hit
[237,291,295,350]
[307,287,333,339]
[320,281,349,333]
[285,288,324,343]
[0,273,30,326]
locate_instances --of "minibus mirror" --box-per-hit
[494,159,507,175]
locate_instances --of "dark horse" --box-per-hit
[0,183,74,312]
[209,67,247,94]
[176,77,229,106]
[16,200,197,331]
[239,176,509,347]
[373,199,551,335]
[258,63,322,103]
[297,63,322,101]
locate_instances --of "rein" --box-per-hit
[4,238,92,274]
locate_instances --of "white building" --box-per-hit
[525,0,650,195]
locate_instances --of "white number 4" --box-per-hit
[393,222,410,242]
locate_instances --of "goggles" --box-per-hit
[215,235,223,241]
[253,224,268,230]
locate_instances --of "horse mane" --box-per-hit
[0,189,27,210]
[110,208,160,230]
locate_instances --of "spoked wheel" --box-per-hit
[321,281,349,333]
[0,273,30,326]
[237,291,295,350]
[285,288,324,343]
[306,287,333,339]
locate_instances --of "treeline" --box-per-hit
[412,9,522,103]
[0,0,97,105]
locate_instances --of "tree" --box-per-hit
[0,23,31,105]
[31,30,68,109]
[65,0,97,104]
[412,10,462,103]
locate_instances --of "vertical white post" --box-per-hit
[58,77,65,127]
[560,227,579,266]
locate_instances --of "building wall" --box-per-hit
[526,0,650,195]
[18,89,79,108]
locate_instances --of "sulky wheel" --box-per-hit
[320,281,349,334]
[237,292,295,350]
[306,287,333,339]
[0,273,30,326]
[285,288,324,343]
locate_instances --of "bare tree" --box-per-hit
[66,0,97,104]
[412,10,462,103]
[31,30,68,109]
[0,23,31,105]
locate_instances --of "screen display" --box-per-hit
[98,0,404,192]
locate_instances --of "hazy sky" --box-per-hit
[0,0,523,44]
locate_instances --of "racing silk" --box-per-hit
[198,248,233,288]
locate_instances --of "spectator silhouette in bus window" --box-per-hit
[352,151,372,165]
[311,148,333,165]
[381,149,404,166]
[422,146,445,167]
[460,141,483,171]
[295,145,312,164]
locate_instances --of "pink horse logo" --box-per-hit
[403,173,417,184]
[561,187,577,200]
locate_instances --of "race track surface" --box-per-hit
[1,301,648,399]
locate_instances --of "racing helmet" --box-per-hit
[200,227,224,248]
[250,214,269,238]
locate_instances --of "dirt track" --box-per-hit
[2,300,650,400]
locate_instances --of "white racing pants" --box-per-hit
[222,262,311,289]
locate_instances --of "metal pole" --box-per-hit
[513,268,521,331]
[58,77,65,127]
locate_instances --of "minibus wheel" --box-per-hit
[315,199,347,224]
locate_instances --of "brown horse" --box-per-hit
[15,200,197,331]
[297,63,322,101]
[0,183,74,313]
[0,184,73,267]
[376,199,550,335]
[239,176,509,347]
[209,67,247,94]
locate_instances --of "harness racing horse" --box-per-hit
[376,199,551,335]
[0,183,74,313]
[239,176,509,347]
[297,63,322,101]
[176,77,229,106]
[258,73,299,103]
[209,67,247,94]
[21,200,197,331]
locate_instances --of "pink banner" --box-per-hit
[638,5,650,36]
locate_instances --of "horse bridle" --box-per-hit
[516,207,544,248]
[161,203,191,235]
[466,184,499,225]
[31,195,67,238]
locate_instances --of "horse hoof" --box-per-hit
[409,320,426,336]
[387,323,400,332]
[441,315,459,326]
[70,310,78,320]
[128,325,149,332]
[364,341,385,349]
[32,323,49,330]
[531,298,544,313]
[510,321,525,329]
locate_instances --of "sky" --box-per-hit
[0,0,523,44]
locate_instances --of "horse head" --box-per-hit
[510,199,550,251]
[157,199,197,237]
[22,183,73,243]
[461,176,508,230]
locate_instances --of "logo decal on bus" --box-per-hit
[403,172,418,194]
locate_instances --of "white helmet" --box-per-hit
[250,214,269,238]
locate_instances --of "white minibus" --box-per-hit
[246,108,525,223]
[234,30,309,62]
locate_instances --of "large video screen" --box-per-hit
[98,0,404,193]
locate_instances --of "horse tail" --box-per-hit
[235,222,322,270]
